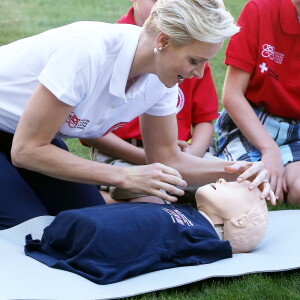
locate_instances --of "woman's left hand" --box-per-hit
[224,161,276,205]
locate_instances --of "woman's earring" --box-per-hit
[153,46,163,54]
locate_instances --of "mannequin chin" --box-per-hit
[196,179,269,253]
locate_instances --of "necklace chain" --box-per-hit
[130,75,149,105]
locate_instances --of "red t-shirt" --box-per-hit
[225,0,300,119]
[114,6,219,141]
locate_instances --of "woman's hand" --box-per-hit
[224,161,276,205]
[121,163,187,202]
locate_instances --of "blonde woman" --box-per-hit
[0,0,273,229]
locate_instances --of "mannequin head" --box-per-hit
[196,179,268,253]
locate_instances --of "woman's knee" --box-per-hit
[0,152,48,229]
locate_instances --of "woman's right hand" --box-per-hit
[120,163,187,202]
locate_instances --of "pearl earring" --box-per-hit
[153,46,163,54]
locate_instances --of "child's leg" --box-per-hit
[101,190,166,204]
[285,161,300,205]
[279,121,300,204]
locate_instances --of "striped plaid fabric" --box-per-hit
[215,106,300,165]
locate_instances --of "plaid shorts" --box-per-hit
[214,106,300,166]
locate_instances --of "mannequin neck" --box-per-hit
[198,210,224,240]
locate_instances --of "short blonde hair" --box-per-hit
[144,0,240,45]
[223,198,269,254]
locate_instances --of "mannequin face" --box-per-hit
[196,179,260,223]
[197,179,268,253]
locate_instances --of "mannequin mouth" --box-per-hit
[210,183,216,190]
[177,75,184,83]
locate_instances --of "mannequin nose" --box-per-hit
[217,178,226,184]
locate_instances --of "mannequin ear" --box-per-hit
[230,214,248,228]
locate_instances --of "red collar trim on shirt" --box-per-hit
[280,0,300,34]
[117,6,136,25]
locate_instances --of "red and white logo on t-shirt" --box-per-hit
[261,44,284,64]
[176,88,185,114]
[103,122,128,136]
[66,112,90,130]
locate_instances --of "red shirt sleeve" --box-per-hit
[176,63,219,141]
[117,7,136,25]
[225,1,260,74]
[191,63,219,124]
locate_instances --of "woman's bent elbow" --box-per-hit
[10,144,28,168]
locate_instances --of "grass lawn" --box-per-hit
[1,0,299,298]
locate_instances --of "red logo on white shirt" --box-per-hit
[66,112,90,130]
[176,88,184,114]
[103,122,128,136]
[66,112,80,128]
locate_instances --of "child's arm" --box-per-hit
[223,65,286,199]
[184,122,214,157]
[80,133,147,165]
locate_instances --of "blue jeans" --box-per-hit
[0,130,105,229]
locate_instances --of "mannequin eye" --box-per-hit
[210,183,216,190]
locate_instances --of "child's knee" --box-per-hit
[287,177,300,205]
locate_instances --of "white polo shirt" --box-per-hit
[0,22,178,138]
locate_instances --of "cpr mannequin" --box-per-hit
[196,178,269,253]
[24,179,269,284]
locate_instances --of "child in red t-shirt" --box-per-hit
[81,0,221,203]
[215,0,300,204]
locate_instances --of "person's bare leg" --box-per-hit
[100,190,165,204]
[285,161,300,205]
[100,190,124,204]
[129,196,166,204]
